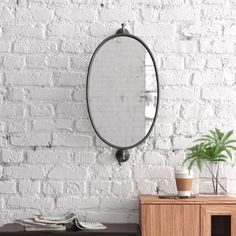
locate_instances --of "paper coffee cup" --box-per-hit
[175,168,193,196]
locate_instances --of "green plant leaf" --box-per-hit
[224,149,232,159]
[225,145,236,150]
[225,140,236,145]
[183,129,236,170]
[222,130,233,142]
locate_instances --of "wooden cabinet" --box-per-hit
[140,195,236,236]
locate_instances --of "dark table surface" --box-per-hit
[0,223,140,236]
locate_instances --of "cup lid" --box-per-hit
[175,167,193,177]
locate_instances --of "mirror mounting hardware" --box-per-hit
[116,149,130,165]
[116,23,130,34]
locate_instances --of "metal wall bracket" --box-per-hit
[115,149,130,165]
[116,23,130,34]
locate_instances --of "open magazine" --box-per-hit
[16,212,107,231]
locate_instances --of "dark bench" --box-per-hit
[0,223,140,236]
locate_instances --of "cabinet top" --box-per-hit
[139,195,236,205]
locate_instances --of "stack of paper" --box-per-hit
[16,212,107,231]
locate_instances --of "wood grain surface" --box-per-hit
[201,205,236,236]
[139,194,236,205]
[141,204,199,236]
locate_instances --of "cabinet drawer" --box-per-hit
[141,205,200,236]
[201,205,236,236]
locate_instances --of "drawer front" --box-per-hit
[140,204,200,236]
[201,205,236,236]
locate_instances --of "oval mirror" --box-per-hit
[87,26,159,161]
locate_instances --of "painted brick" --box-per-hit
[160,6,196,21]
[65,181,86,194]
[112,167,132,179]
[54,72,85,86]
[0,103,26,119]
[155,138,172,150]
[0,181,16,194]
[4,24,44,39]
[202,6,224,20]
[56,8,97,22]
[143,151,165,165]
[136,179,158,194]
[155,122,173,137]
[175,120,197,136]
[14,39,57,53]
[7,120,27,133]
[202,87,236,100]
[161,87,200,100]
[70,56,89,70]
[100,9,135,22]
[7,196,54,210]
[28,88,72,101]
[0,41,10,52]
[26,56,46,68]
[111,182,134,197]
[48,164,87,179]
[133,166,174,179]
[43,181,63,194]
[33,119,72,131]
[162,55,184,70]
[57,196,99,209]
[3,56,25,69]
[158,102,180,118]
[30,104,54,117]
[193,70,223,85]
[223,69,236,86]
[90,23,108,37]
[57,102,87,118]
[89,181,110,196]
[4,165,45,179]
[166,151,186,166]
[6,72,52,86]
[207,57,222,69]
[46,56,68,69]
[61,41,82,54]
[100,198,138,210]
[18,180,40,194]
[53,133,92,147]
[73,152,97,164]
[47,23,76,38]
[27,150,70,164]
[185,55,206,69]
[200,39,235,54]
[0,8,14,24]
[173,136,195,149]
[11,87,24,101]
[134,23,175,37]
[2,149,24,163]
[30,6,54,23]
[10,133,51,146]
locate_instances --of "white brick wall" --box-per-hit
[0,0,236,224]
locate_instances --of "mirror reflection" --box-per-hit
[88,36,158,148]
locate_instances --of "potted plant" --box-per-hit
[183,129,236,194]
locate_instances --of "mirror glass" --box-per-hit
[87,36,158,148]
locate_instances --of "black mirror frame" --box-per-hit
[86,32,159,164]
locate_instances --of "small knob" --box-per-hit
[116,149,130,164]
[116,23,130,34]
